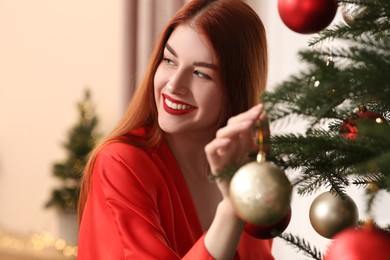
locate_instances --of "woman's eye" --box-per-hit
[194,70,212,80]
[162,57,175,66]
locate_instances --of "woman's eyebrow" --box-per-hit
[165,43,177,57]
[165,43,217,70]
[194,61,217,70]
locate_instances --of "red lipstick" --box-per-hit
[162,94,196,115]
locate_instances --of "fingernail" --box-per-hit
[252,104,262,115]
[256,103,264,109]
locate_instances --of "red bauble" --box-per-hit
[325,223,390,260]
[277,0,338,34]
[341,106,386,140]
[244,207,292,239]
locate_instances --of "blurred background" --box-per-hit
[1,0,388,259]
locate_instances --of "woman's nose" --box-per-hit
[167,70,189,95]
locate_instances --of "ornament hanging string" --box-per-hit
[365,181,378,224]
[256,126,266,163]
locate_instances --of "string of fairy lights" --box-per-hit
[0,229,77,258]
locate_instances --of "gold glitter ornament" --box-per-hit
[229,128,292,226]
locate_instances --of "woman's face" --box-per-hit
[154,24,222,139]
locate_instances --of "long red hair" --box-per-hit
[78,0,268,223]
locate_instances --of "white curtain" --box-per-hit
[125,0,187,101]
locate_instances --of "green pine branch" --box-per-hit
[278,233,323,260]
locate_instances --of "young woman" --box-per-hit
[77,0,272,259]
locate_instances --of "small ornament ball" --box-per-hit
[230,161,292,226]
[325,223,390,260]
[341,3,368,26]
[340,106,386,140]
[278,0,338,34]
[309,191,359,239]
[244,207,292,239]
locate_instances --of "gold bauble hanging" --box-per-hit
[230,161,292,226]
[309,191,359,239]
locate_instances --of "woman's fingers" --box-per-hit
[205,138,232,173]
[225,104,263,125]
[217,104,264,139]
[206,104,268,174]
[206,133,253,172]
[216,120,252,139]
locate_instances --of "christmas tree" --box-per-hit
[261,0,390,258]
[45,89,100,213]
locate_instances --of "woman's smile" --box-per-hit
[163,94,197,115]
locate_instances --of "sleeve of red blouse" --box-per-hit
[77,145,215,260]
[182,233,214,260]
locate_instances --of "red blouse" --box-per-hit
[78,132,274,259]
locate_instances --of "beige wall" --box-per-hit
[0,0,126,242]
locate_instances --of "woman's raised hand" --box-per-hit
[205,104,267,197]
